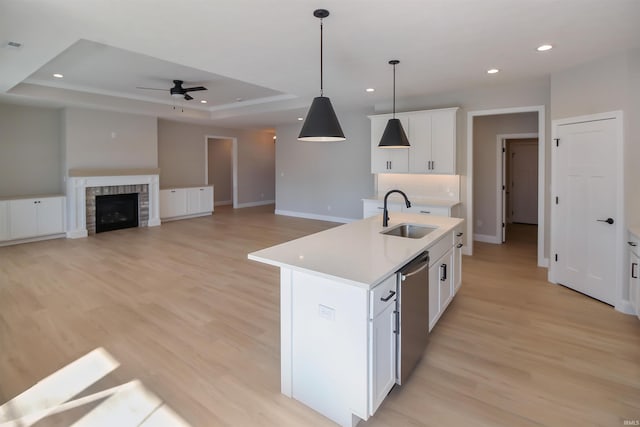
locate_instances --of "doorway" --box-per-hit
[206,136,237,208]
[498,134,539,243]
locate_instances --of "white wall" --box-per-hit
[158,119,275,205]
[0,103,63,197]
[473,113,538,237]
[275,109,374,221]
[64,107,157,170]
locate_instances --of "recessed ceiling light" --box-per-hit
[297,117,304,121]
[487,68,500,74]
[200,100,207,104]
[366,88,375,93]
[53,73,64,78]
[537,44,553,52]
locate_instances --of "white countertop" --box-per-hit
[248,213,463,289]
[362,197,460,208]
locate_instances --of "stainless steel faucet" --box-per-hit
[383,190,411,227]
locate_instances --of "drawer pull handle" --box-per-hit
[380,290,396,302]
[456,232,464,237]
[420,210,431,214]
[456,243,463,249]
[633,263,638,279]
[629,241,638,247]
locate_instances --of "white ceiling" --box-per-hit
[1,0,639,129]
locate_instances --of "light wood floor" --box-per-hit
[1,207,638,426]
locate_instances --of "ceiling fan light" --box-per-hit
[298,96,345,142]
[379,118,410,147]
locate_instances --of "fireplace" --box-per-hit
[95,193,139,233]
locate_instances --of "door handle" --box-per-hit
[440,264,447,282]
[596,218,614,224]
[380,290,396,302]
[632,263,638,279]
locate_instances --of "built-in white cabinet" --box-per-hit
[362,199,454,219]
[369,275,397,415]
[369,107,458,175]
[427,232,457,332]
[160,186,213,221]
[628,231,640,320]
[7,196,65,241]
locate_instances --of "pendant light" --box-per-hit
[298,9,346,142]
[378,60,410,147]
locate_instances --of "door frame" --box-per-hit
[205,135,238,209]
[496,133,539,243]
[466,105,546,267]
[549,111,627,312]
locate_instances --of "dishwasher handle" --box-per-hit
[402,259,429,279]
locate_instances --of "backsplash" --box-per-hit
[376,174,460,201]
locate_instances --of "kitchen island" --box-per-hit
[248,213,464,426]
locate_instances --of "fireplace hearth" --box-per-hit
[95,193,139,233]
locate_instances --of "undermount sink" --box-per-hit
[381,223,436,239]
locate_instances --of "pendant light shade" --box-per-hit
[298,9,346,142]
[378,60,410,148]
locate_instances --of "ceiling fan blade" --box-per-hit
[184,86,207,92]
[136,86,168,91]
[184,94,194,101]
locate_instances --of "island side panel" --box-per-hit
[281,268,293,396]
[290,270,369,425]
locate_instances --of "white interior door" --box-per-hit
[552,117,619,305]
[509,141,538,224]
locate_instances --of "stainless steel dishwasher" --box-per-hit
[396,250,430,385]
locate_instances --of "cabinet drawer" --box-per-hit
[370,275,397,319]
[429,232,454,265]
[404,205,449,216]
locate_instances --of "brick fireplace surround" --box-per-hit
[66,169,161,239]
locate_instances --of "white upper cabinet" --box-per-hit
[370,116,409,173]
[369,107,458,175]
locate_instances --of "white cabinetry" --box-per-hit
[427,233,456,332]
[369,275,397,415]
[160,186,214,221]
[7,196,65,240]
[453,227,464,294]
[628,232,640,320]
[362,199,453,219]
[369,107,458,175]
[370,116,409,173]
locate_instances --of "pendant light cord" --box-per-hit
[320,17,324,97]
[392,62,396,119]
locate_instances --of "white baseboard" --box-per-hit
[615,299,637,315]
[538,257,549,268]
[235,200,275,208]
[474,233,501,244]
[275,209,355,224]
[67,229,88,239]
[160,212,212,222]
[1,233,66,246]
[214,200,232,206]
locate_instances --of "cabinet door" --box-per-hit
[430,110,456,174]
[186,188,201,214]
[370,302,396,415]
[438,249,454,310]
[9,199,38,239]
[631,250,640,319]
[0,201,8,241]
[408,112,432,173]
[371,116,409,173]
[200,187,214,213]
[36,197,65,236]
[159,189,187,218]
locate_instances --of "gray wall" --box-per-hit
[275,109,374,220]
[551,48,640,223]
[158,119,275,205]
[0,103,63,197]
[64,107,157,169]
[208,138,233,204]
[473,113,538,237]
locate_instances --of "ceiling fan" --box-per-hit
[136,80,207,100]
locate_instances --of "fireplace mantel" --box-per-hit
[66,170,161,238]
